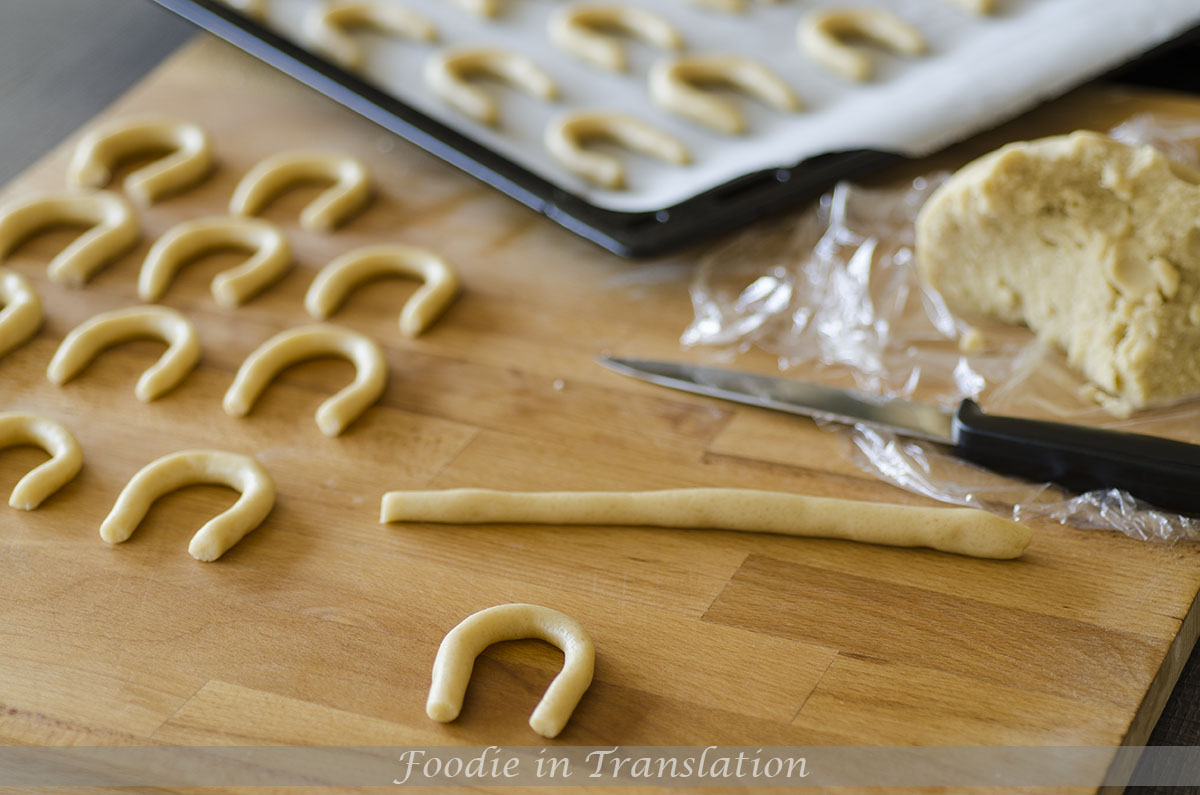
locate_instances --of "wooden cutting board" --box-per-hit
[3,34,1200,792]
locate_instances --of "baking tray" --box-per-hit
[150,0,1200,257]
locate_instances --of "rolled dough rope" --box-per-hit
[304,0,436,71]
[305,244,460,338]
[945,0,994,13]
[648,54,801,135]
[139,216,293,309]
[428,603,595,738]
[549,5,683,72]
[218,0,268,18]
[100,449,276,561]
[47,305,201,402]
[798,8,926,82]
[0,267,42,360]
[0,191,139,287]
[381,489,1033,559]
[66,116,214,206]
[0,413,83,511]
[545,111,689,190]
[223,323,387,437]
[229,151,373,233]
[424,48,558,126]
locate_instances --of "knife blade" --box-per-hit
[598,356,1200,516]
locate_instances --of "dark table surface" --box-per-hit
[2,1,1199,789]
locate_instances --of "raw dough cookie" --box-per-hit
[798,8,926,82]
[916,131,1200,412]
[100,449,275,561]
[946,0,994,13]
[424,48,558,126]
[427,603,594,738]
[67,116,214,206]
[47,305,201,402]
[549,5,682,72]
[230,151,373,232]
[0,267,42,360]
[305,244,460,337]
[0,191,139,286]
[449,0,500,18]
[304,1,436,70]
[381,488,1033,559]
[223,323,387,437]
[218,0,268,18]
[545,111,689,189]
[0,413,83,510]
[648,54,801,135]
[139,216,292,309]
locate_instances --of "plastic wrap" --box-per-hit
[682,116,1200,542]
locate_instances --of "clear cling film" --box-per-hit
[683,115,1200,542]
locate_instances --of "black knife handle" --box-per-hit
[952,399,1200,516]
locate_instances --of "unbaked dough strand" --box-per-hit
[545,111,689,189]
[0,413,83,510]
[100,449,276,561]
[424,49,558,126]
[230,151,373,232]
[798,8,926,82]
[428,603,595,738]
[381,488,1033,559]
[0,191,139,287]
[67,116,214,206]
[305,244,460,337]
[139,216,292,309]
[549,5,683,72]
[304,0,436,70]
[47,305,201,402]
[0,267,42,360]
[223,323,387,437]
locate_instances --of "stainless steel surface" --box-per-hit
[599,356,956,443]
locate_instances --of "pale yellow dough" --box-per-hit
[916,131,1200,412]
[224,323,387,437]
[67,116,214,206]
[549,5,682,72]
[0,191,139,286]
[0,413,83,510]
[946,0,994,13]
[304,0,436,70]
[100,449,275,561]
[798,8,926,82]
[648,54,801,135]
[230,151,373,232]
[381,488,1032,559]
[48,305,201,402]
[427,603,595,738]
[305,244,460,338]
[140,216,292,309]
[424,48,558,126]
[449,0,499,18]
[0,267,42,360]
[218,0,267,18]
[545,111,689,190]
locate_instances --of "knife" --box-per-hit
[598,356,1200,516]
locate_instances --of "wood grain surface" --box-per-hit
[2,35,1200,794]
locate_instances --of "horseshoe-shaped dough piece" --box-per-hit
[230,151,373,233]
[0,413,83,510]
[798,8,926,82]
[549,5,682,72]
[449,0,500,18]
[100,449,275,561]
[424,49,558,126]
[545,111,689,189]
[140,217,292,309]
[648,54,800,135]
[946,0,994,13]
[305,244,460,338]
[47,305,201,402]
[67,116,214,206]
[0,191,139,287]
[223,323,387,437]
[381,488,1033,559]
[427,603,595,738]
[0,268,42,360]
[305,1,436,70]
